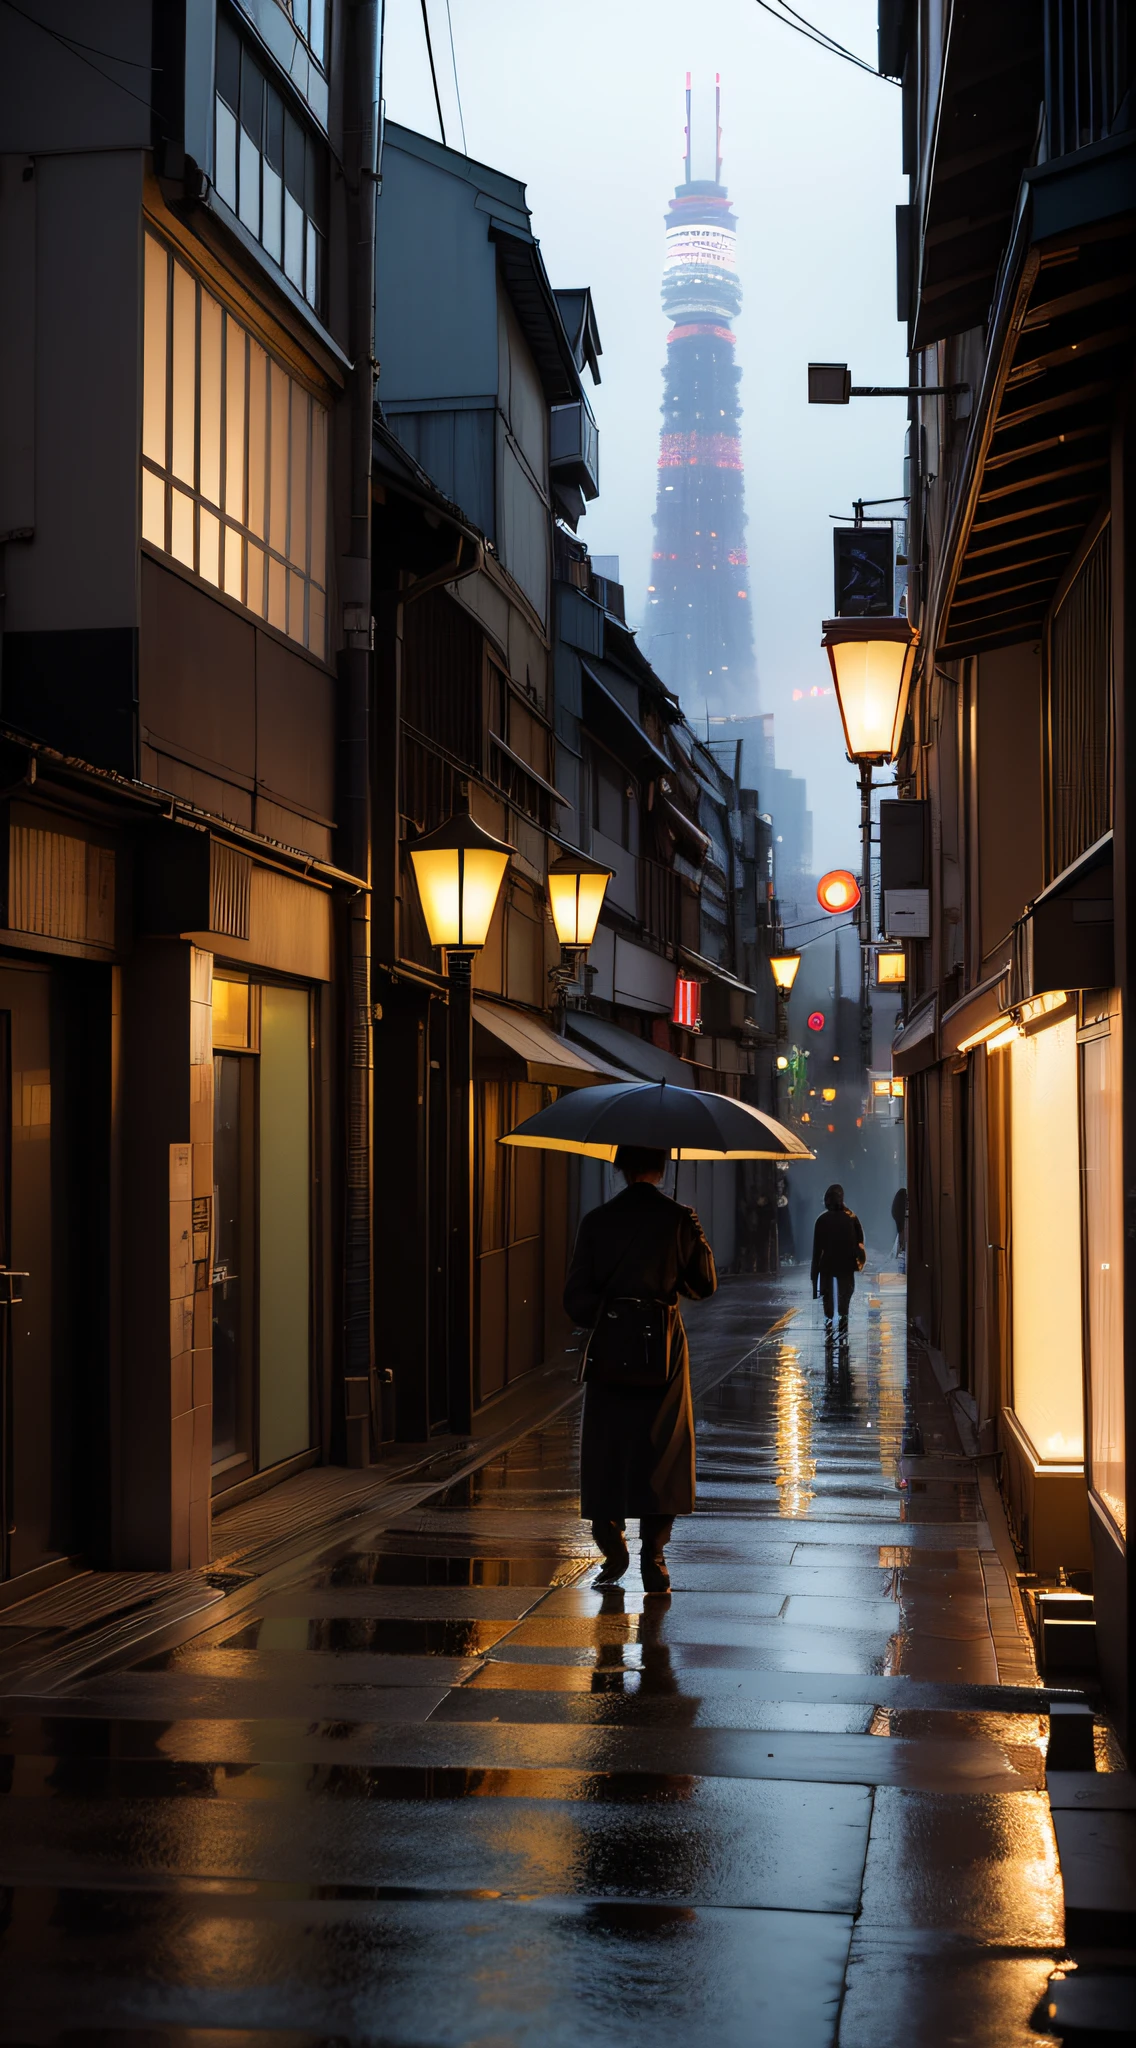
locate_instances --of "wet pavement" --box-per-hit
[0,1273,1073,2044]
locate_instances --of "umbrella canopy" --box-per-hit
[500,1080,813,1162]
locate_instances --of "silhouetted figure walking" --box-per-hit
[811,1182,865,1341]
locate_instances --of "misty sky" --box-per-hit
[380,0,908,872]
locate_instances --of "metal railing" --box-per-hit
[1045,0,1132,157]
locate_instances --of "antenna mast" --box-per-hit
[684,71,692,183]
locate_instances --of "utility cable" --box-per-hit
[419,0,447,146]
[752,0,897,83]
[776,0,880,68]
[0,0,161,114]
[444,0,467,156]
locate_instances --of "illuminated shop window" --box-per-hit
[1083,1019,1125,1535]
[1010,1016,1084,1461]
[142,232,328,657]
[214,11,328,316]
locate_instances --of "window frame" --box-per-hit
[213,6,329,318]
[141,229,329,660]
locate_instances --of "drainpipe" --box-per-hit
[339,0,380,1464]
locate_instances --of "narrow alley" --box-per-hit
[0,1276,1092,2044]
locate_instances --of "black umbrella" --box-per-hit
[500,1080,813,1161]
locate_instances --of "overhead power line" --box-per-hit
[444,0,467,155]
[419,0,447,146]
[752,0,898,82]
[1,0,160,114]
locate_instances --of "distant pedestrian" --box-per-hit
[811,1182,865,1340]
[891,1185,908,1260]
[564,1145,717,1594]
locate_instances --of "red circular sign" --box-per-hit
[807,1011,826,1032]
[817,869,861,913]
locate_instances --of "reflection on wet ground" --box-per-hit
[0,1274,1065,2045]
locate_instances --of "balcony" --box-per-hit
[550,399,600,502]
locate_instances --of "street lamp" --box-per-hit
[408,809,514,974]
[546,849,612,999]
[408,800,512,1433]
[820,613,919,1074]
[821,615,919,766]
[768,949,801,995]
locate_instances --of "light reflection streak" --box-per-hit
[774,1342,816,1516]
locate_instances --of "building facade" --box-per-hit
[371,125,788,1439]
[882,0,1136,1729]
[0,0,381,1585]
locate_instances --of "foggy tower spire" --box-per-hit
[644,77,757,716]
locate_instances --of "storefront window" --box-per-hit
[1010,1015,1084,1461]
[1082,1020,1125,1536]
[212,973,312,1487]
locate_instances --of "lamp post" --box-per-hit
[408,801,513,1434]
[821,614,919,1071]
[546,850,613,1006]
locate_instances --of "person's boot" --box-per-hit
[592,1521,629,1585]
[640,1546,671,1594]
[639,1517,672,1595]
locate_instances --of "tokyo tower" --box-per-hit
[644,77,757,716]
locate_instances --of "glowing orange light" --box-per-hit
[817,870,861,914]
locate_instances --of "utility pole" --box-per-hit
[859,762,874,1079]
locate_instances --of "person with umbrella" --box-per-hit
[502,1079,809,1588]
[563,1144,717,1593]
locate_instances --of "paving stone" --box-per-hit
[0,1888,852,2047]
[0,1275,1064,2041]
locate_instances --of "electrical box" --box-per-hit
[879,799,928,891]
[884,889,930,938]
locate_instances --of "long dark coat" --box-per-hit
[564,1182,717,1519]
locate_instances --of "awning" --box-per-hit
[581,660,673,778]
[937,135,1136,661]
[892,995,938,1078]
[473,1002,627,1087]
[564,1009,692,1084]
[659,792,711,864]
[1010,831,1114,1003]
[678,947,757,997]
[940,967,1011,1054]
[911,5,1043,348]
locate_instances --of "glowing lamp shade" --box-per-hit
[817,870,861,914]
[821,615,919,762]
[876,951,906,985]
[776,1055,789,1070]
[822,1087,836,1102]
[546,851,613,948]
[769,950,801,994]
[409,811,513,951]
